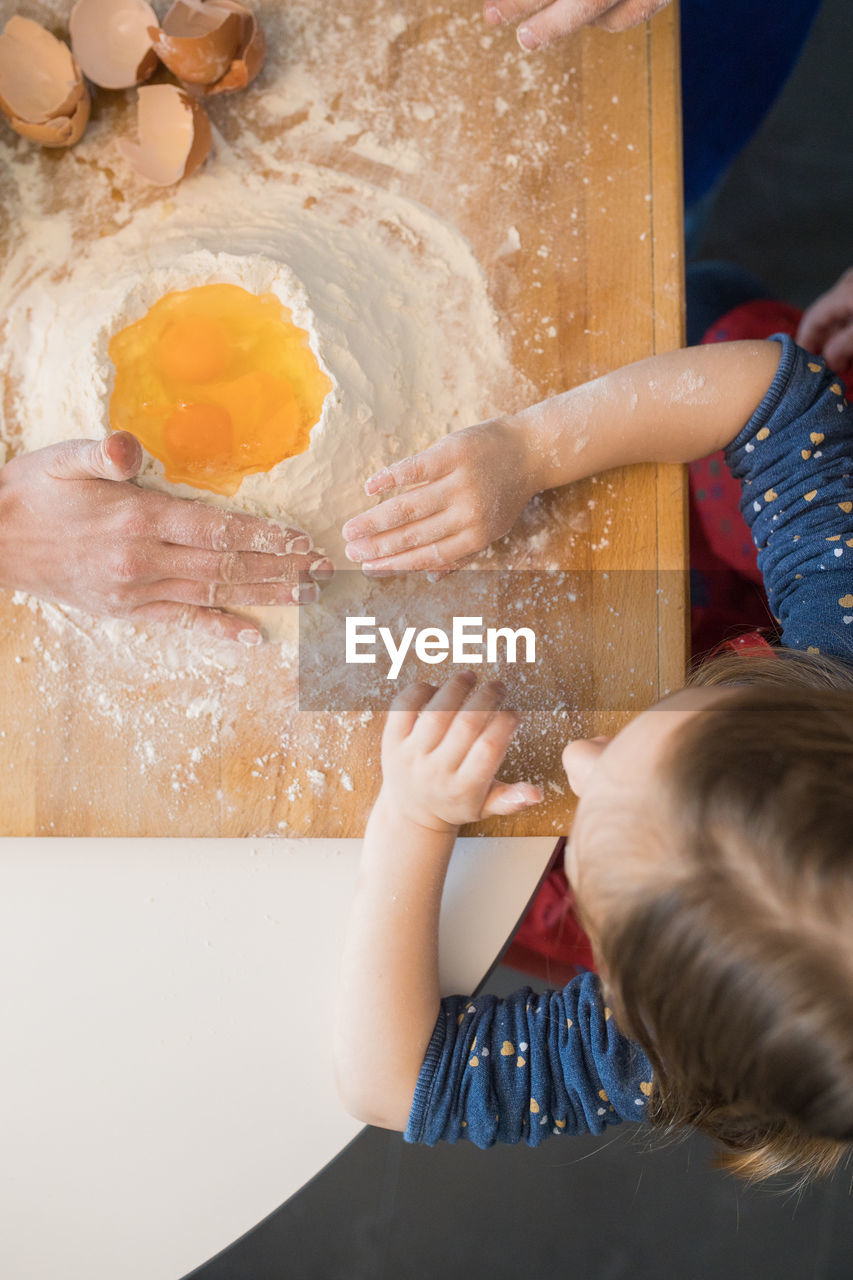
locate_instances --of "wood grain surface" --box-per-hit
[0,0,686,837]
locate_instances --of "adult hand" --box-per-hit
[796,268,853,384]
[483,0,672,49]
[342,420,534,577]
[0,432,332,644]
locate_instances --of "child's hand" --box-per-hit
[342,421,535,576]
[378,673,543,832]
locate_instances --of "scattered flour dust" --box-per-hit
[0,0,594,829]
[0,161,517,643]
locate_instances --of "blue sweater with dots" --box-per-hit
[726,335,853,657]
[405,336,852,1149]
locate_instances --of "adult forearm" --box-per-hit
[513,340,783,496]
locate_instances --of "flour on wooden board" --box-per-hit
[0,155,519,645]
[0,0,590,814]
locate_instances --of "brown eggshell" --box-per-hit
[70,0,159,91]
[0,15,90,145]
[118,82,212,185]
[10,87,90,147]
[203,1,265,96]
[148,1,243,86]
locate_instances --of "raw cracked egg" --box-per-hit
[109,283,332,496]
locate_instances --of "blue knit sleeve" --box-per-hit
[725,336,853,659]
[404,971,652,1148]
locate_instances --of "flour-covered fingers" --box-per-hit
[591,0,670,32]
[42,433,144,483]
[345,511,456,566]
[439,680,507,769]
[129,601,263,646]
[144,496,315,556]
[148,545,333,586]
[459,708,523,782]
[425,553,479,583]
[360,532,476,575]
[343,483,450,548]
[137,578,321,608]
[484,0,616,45]
[410,671,477,753]
[481,779,544,817]
[385,682,438,743]
[363,442,456,497]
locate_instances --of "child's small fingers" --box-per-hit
[364,445,454,497]
[385,682,438,741]
[425,552,479,584]
[342,483,450,545]
[410,671,478,752]
[481,780,544,818]
[345,511,455,566]
[359,532,476,576]
[439,679,508,768]
[458,708,522,779]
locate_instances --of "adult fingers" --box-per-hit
[481,780,544,817]
[346,511,456,566]
[385,682,438,743]
[440,680,507,770]
[484,0,617,48]
[137,578,321,608]
[592,0,670,33]
[149,545,333,587]
[129,601,263,646]
[820,323,853,380]
[425,553,480,583]
[363,442,456,497]
[797,274,853,352]
[139,497,315,556]
[342,482,450,546]
[410,671,478,753]
[360,531,477,575]
[43,432,144,482]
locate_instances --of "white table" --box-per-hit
[0,836,554,1280]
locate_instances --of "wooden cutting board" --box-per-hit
[0,0,686,837]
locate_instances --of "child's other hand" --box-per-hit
[342,421,534,576]
[483,0,673,50]
[379,673,543,832]
[797,268,853,384]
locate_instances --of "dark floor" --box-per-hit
[189,3,853,1277]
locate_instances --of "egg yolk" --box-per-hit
[108,283,332,496]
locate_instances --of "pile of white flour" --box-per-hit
[0,153,518,642]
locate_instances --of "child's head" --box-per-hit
[562,648,853,1182]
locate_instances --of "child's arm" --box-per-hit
[334,673,542,1130]
[343,339,782,574]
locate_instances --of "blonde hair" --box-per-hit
[601,647,853,1183]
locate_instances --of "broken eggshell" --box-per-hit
[118,82,212,185]
[149,0,265,95]
[70,0,159,91]
[0,14,90,147]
